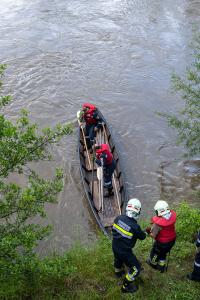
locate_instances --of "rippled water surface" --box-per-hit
[0,0,200,253]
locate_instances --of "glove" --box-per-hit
[145,227,151,235]
[80,123,85,129]
[95,159,101,166]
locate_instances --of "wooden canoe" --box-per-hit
[77,109,128,236]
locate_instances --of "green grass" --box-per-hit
[34,235,199,300]
[0,202,199,300]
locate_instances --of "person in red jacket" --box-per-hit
[79,103,102,149]
[95,143,116,197]
[146,200,176,273]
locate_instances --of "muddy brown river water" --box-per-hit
[0,0,200,253]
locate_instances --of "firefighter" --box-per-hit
[187,230,200,282]
[79,103,102,149]
[112,198,147,293]
[95,143,116,197]
[146,200,176,273]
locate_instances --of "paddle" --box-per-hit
[91,145,95,201]
[97,157,104,213]
[102,123,121,214]
[100,157,104,213]
[77,110,92,170]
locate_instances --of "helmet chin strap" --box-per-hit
[126,210,140,219]
[133,214,139,220]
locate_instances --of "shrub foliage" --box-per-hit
[158,33,200,157]
[0,65,73,294]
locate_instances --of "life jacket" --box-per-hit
[82,103,97,125]
[96,144,113,165]
[152,210,176,243]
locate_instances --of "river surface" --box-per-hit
[0,0,200,253]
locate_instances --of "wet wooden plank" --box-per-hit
[84,151,96,171]
[98,213,115,227]
[97,187,121,228]
[90,181,101,211]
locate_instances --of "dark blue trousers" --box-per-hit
[103,160,116,188]
[150,239,176,261]
[85,124,96,149]
[112,240,141,280]
[192,251,200,279]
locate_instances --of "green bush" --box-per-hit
[176,202,200,241]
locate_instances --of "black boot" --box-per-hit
[187,273,200,282]
[157,264,166,273]
[104,187,114,197]
[146,258,157,270]
[121,279,138,293]
[157,260,166,273]
[114,269,125,278]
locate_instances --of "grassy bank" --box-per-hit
[1,202,200,300]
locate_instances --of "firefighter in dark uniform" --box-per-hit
[79,103,102,149]
[95,143,116,197]
[112,198,147,293]
[146,200,176,273]
[187,230,200,282]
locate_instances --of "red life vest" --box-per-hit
[82,103,97,125]
[152,210,176,243]
[96,144,113,165]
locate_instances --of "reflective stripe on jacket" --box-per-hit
[112,215,146,249]
[113,222,133,239]
[152,210,176,243]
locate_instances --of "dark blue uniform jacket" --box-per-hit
[112,215,146,250]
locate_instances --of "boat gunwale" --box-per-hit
[77,109,128,236]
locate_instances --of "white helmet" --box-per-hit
[154,200,170,216]
[126,198,141,219]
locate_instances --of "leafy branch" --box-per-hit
[0,64,74,281]
[158,33,200,157]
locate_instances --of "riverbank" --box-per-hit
[1,202,199,300]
